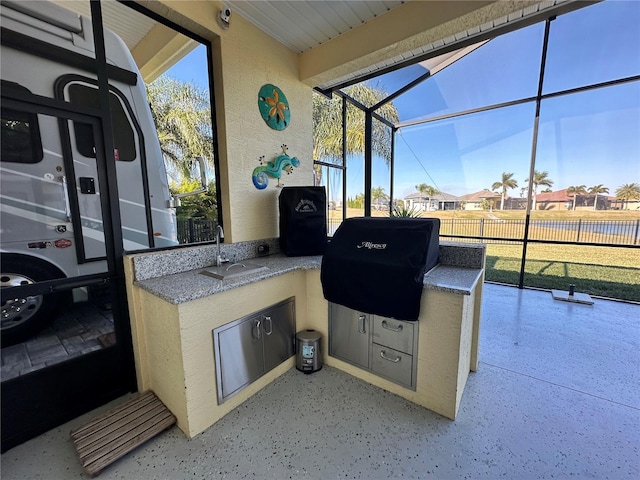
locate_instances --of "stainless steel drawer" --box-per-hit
[372,316,414,354]
[371,344,413,387]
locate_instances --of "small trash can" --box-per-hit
[296,329,322,374]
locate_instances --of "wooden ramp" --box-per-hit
[71,391,176,477]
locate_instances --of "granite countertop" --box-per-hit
[423,264,483,295]
[135,254,483,305]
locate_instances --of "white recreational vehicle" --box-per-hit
[1,1,184,344]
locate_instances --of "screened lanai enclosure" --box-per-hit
[313,0,640,302]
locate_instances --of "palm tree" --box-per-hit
[415,183,439,211]
[615,183,640,210]
[347,193,366,209]
[313,83,399,186]
[525,170,554,211]
[491,172,518,211]
[371,186,389,210]
[588,184,609,211]
[566,185,587,211]
[146,75,214,181]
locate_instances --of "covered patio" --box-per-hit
[1,0,637,473]
[2,283,637,479]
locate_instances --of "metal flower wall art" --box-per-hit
[252,144,300,189]
[258,84,290,130]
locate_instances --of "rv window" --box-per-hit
[1,107,44,164]
[68,84,136,161]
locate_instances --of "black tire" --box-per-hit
[1,255,65,347]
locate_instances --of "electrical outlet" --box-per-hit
[257,243,269,256]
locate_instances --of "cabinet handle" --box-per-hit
[255,319,261,340]
[381,320,403,333]
[264,315,273,335]
[358,314,366,334]
[380,350,401,363]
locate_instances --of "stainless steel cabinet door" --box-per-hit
[262,301,295,372]
[217,316,264,399]
[329,303,370,369]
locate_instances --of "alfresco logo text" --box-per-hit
[357,241,387,249]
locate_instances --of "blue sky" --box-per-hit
[370,0,640,199]
[165,0,640,201]
[166,44,208,86]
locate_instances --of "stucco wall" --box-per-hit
[154,1,314,244]
[144,1,558,244]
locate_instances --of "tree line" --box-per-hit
[489,172,640,210]
[146,75,217,220]
[414,173,640,211]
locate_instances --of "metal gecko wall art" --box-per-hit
[252,144,300,189]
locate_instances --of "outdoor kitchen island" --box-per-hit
[124,241,485,439]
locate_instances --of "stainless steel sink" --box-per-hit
[201,262,268,280]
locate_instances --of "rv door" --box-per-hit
[1,91,111,344]
[56,76,157,253]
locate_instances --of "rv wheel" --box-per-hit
[1,256,64,347]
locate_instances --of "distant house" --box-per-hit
[432,192,460,210]
[403,192,435,211]
[535,189,573,210]
[536,189,612,211]
[458,189,502,211]
[611,197,640,210]
[372,198,390,210]
[403,191,459,211]
[504,197,527,210]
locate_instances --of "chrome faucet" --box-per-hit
[215,224,224,267]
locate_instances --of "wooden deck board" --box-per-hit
[72,391,157,438]
[74,403,168,455]
[71,391,176,477]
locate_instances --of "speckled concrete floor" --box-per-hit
[1,284,638,479]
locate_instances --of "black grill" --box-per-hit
[321,217,440,321]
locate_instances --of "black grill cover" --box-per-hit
[279,186,327,256]
[321,217,440,321]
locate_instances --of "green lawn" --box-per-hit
[485,244,640,302]
[421,210,639,302]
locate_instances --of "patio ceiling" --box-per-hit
[230,0,405,53]
[51,0,589,89]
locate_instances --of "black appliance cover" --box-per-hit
[321,217,440,321]
[279,186,327,256]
